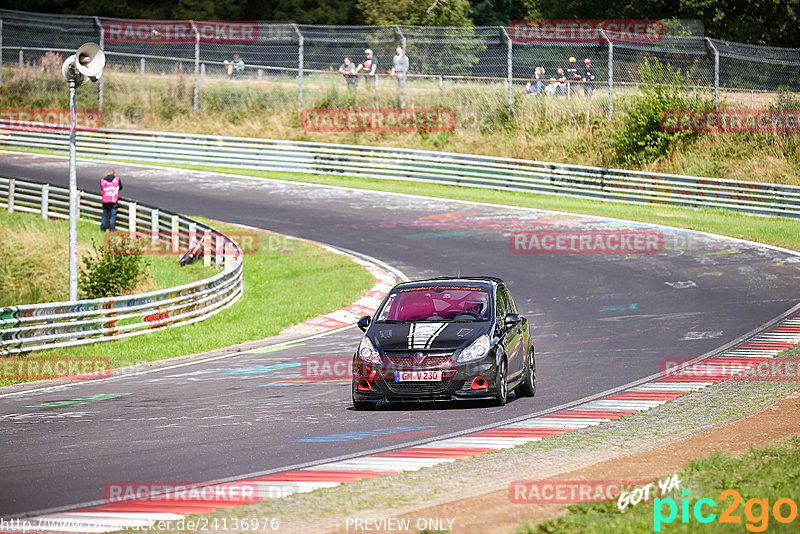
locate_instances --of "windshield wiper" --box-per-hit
[376,319,407,324]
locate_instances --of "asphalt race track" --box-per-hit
[2,152,800,518]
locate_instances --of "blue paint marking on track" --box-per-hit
[224,362,301,375]
[297,426,436,443]
[600,304,638,312]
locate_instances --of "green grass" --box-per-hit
[0,217,374,386]
[518,435,800,533]
[0,209,211,305]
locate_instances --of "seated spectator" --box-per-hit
[525,66,546,95]
[224,54,245,79]
[338,57,358,88]
[545,68,567,96]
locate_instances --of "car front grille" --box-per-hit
[386,380,452,395]
[386,352,453,369]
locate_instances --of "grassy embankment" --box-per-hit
[0,212,374,386]
[2,62,799,185]
[520,435,800,533]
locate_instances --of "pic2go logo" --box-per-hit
[654,489,799,532]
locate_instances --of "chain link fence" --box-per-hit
[2,8,799,131]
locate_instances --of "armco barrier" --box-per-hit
[1,121,799,219]
[0,175,243,355]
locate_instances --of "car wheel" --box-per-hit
[494,359,508,406]
[514,348,536,398]
[352,397,377,411]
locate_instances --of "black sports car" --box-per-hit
[352,277,535,409]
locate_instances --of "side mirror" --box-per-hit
[504,313,521,327]
[357,315,371,332]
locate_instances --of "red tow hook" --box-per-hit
[471,376,488,390]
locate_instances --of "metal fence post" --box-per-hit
[215,234,223,267]
[7,178,14,213]
[19,49,23,69]
[94,17,104,111]
[202,231,211,266]
[0,17,4,87]
[705,37,720,110]
[293,24,304,106]
[171,215,180,252]
[41,183,49,219]
[151,208,159,244]
[189,221,197,248]
[501,27,513,116]
[601,30,614,119]
[128,202,137,239]
[191,21,199,112]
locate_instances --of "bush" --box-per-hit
[79,236,149,299]
[612,58,713,165]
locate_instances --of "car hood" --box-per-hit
[371,322,492,351]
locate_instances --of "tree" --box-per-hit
[357,0,474,26]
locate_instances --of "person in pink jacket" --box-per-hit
[100,169,122,231]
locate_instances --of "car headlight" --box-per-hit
[358,336,381,364]
[457,334,490,363]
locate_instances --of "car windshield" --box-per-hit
[376,284,491,322]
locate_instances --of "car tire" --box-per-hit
[494,359,508,406]
[514,348,536,398]
[352,398,377,411]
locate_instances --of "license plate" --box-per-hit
[395,370,442,381]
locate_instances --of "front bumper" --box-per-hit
[352,357,499,402]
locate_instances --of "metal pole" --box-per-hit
[705,37,720,110]
[501,27,513,116]
[41,183,49,219]
[191,21,199,112]
[19,49,23,69]
[0,18,4,87]
[601,29,613,120]
[68,77,78,302]
[94,17,104,111]
[293,24,304,106]
[140,57,145,81]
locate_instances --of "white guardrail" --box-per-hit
[0,174,243,355]
[2,120,799,220]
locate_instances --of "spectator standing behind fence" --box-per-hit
[354,49,378,89]
[100,169,122,232]
[390,45,409,92]
[339,57,358,89]
[525,66,546,95]
[566,57,581,93]
[224,54,245,79]
[582,58,596,99]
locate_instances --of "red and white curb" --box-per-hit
[7,313,800,532]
